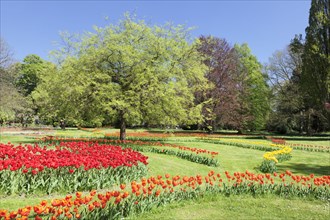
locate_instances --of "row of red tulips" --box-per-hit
[37,137,220,166]
[39,136,219,157]
[0,142,148,171]
[271,138,330,151]
[1,170,329,220]
[0,142,148,195]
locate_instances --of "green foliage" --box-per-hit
[0,163,147,195]
[266,1,330,134]
[266,36,305,134]
[234,44,271,131]
[33,14,207,136]
[259,160,277,173]
[260,155,292,173]
[15,55,48,97]
[0,65,31,125]
[0,39,31,125]
[300,0,330,133]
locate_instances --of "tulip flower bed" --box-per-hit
[38,137,220,167]
[104,131,220,139]
[260,145,292,173]
[0,142,148,195]
[1,170,329,220]
[200,137,330,153]
[271,138,330,152]
[105,131,171,139]
[199,137,281,151]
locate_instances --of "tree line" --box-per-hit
[266,0,329,135]
[1,1,329,138]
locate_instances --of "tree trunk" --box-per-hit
[119,118,126,140]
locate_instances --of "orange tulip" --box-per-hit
[115,196,121,204]
[76,192,82,198]
[155,190,161,197]
[65,213,73,219]
[0,210,7,217]
[97,194,104,201]
[88,204,94,211]
[122,191,130,199]
[90,190,97,196]
[51,199,61,207]
[120,184,126,190]
[9,211,18,219]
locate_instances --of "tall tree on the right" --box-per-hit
[301,0,330,133]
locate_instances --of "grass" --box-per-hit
[0,135,36,144]
[164,140,330,176]
[0,128,329,219]
[0,194,60,211]
[131,194,330,220]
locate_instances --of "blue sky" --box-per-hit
[1,0,311,64]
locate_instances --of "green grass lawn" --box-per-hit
[0,129,329,219]
[131,194,330,220]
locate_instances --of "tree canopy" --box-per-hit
[2,4,328,135]
[33,15,208,139]
[234,43,270,131]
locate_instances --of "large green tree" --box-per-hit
[301,0,330,133]
[234,44,270,131]
[33,15,207,139]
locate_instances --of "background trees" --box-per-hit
[16,54,48,97]
[300,0,329,134]
[266,0,329,134]
[0,38,29,125]
[196,37,269,132]
[2,1,328,135]
[266,37,304,134]
[196,36,241,132]
[234,44,270,131]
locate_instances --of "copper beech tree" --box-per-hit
[196,36,270,132]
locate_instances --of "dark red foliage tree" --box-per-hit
[197,36,247,132]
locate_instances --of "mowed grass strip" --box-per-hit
[131,194,330,220]
[0,194,60,211]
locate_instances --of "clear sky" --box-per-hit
[1,0,311,64]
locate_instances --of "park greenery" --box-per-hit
[0,1,329,218]
[1,1,329,138]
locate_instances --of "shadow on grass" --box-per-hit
[278,163,330,176]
